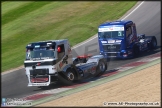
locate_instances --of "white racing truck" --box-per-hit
[24,39,107,87]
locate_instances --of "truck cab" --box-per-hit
[98,20,157,59]
[24,39,73,86]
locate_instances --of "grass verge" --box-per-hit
[2,1,137,72]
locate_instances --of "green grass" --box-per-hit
[2,1,137,72]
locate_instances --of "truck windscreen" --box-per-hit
[98,31,124,38]
[98,25,124,39]
[26,50,55,60]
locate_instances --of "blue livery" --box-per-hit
[98,20,157,59]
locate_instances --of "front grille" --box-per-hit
[30,69,49,76]
[103,44,121,52]
[30,75,49,83]
[107,53,118,56]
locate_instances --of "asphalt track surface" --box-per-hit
[2,1,161,99]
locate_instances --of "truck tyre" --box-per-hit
[94,59,107,77]
[149,36,157,50]
[58,69,76,85]
[132,46,140,58]
[66,70,76,81]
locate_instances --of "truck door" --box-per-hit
[126,23,137,47]
[132,23,137,42]
[126,25,132,47]
[132,23,137,37]
[67,42,73,64]
[57,44,66,71]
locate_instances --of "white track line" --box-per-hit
[121,1,144,20]
[2,1,144,75]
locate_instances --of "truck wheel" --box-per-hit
[149,37,157,50]
[66,70,76,81]
[132,46,140,58]
[94,60,107,77]
[58,69,76,85]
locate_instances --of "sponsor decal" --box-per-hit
[115,40,122,43]
[101,41,107,43]
[59,55,68,68]
[108,45,116,49]
[99,25,124,32]
[91,66,96,74]
[59,62,63,68]
[108,40,115,43]
[109,27,113,30]
[36,62,41,66]
[62,55,68,63]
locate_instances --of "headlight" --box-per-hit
[123,52,128,57]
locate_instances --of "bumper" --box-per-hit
[101,51,133,59]
[27,75,51,86]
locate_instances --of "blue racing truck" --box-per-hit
[98,20,157,59]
